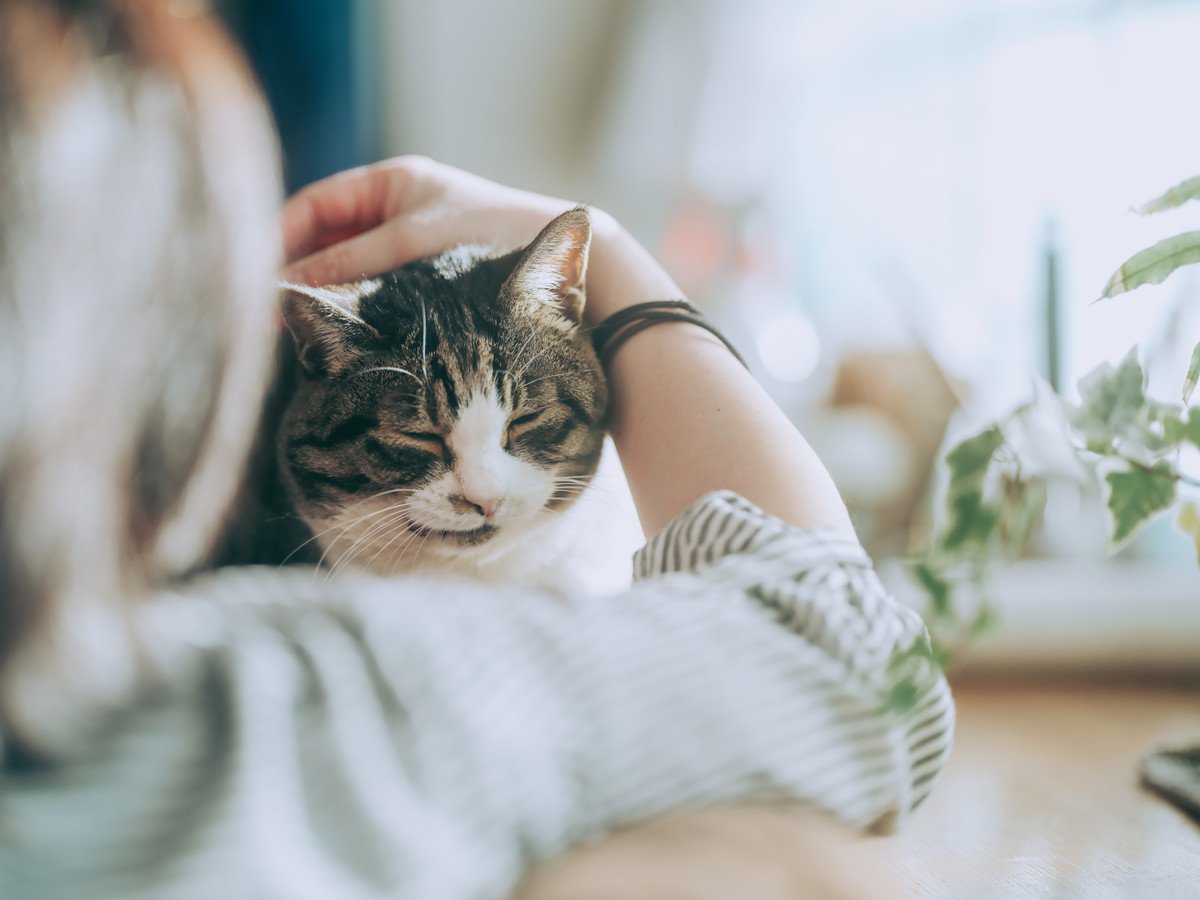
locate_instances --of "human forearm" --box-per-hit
[585,213,853,536]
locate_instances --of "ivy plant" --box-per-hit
[889,175,1200,705]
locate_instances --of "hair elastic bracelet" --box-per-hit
[591,299,749,370]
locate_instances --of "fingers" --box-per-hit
[280,160,418,264]
[281,221,412,285]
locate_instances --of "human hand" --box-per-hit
[280,155,575,285]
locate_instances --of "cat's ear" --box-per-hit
[503,208,591,324]
[280,281,381,376]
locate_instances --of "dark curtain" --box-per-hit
[220,0,382,194]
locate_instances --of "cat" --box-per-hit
[218,208,641,595]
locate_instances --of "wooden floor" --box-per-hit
[877,680,1200,898]
[519,681,1200,899]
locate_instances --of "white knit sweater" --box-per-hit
[0,491,954,899]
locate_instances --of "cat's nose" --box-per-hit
[463,494,502,520]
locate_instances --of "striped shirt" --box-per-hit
[0,491,954,900]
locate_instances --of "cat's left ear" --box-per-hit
[280,281,381,376]
[503,208,591,324]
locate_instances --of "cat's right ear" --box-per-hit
[502,208,592,325]
[280,281,381,376]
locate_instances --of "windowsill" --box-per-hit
[881,558,1200,675]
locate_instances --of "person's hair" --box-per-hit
[0,0,280,752]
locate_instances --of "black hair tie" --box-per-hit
[592,300,749,370]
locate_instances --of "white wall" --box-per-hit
[378,0,720,240]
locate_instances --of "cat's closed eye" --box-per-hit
[507,410,544,443]
[400,431,447,457]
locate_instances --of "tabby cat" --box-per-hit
[225,208,640,594]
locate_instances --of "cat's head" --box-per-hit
[277,208,608,568]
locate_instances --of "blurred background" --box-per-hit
[221,0,1200,674]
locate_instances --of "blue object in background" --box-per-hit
[222,0,382,194]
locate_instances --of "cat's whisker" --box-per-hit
[515,342,557,379]
[381,527,429,577]
[304,517,383,578]
[356,366,423,385]
[352,496,429,573]
[419,295,429,379]
[334,505,419,574]
[548,491,595,502]
[507,328,541,379]
[361,510,425,573]
[303,494,421,573]
[403,527,436,578]
[324,506,415,580]
[548,478,628,513]
[548,488,591,499]
[574,322,605,339]
[303,489,421,546]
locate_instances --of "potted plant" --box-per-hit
[890,175,1200,820]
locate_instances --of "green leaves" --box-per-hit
[1102,462,1177,550]
[902,175,1200,694]
[941,426,1004,552]
[1100,173,1200,299]
[1136,175,1200,214]
[908,423,1021,666]
[911,561,952,621]
[1185,341,1200,404]
[1069,350,1145,449]
[909,344,1197,663]
[1067,350,1196,462]
[1064,349,1193,548]
[1098,231,1200,301]
[945,426,1005,486]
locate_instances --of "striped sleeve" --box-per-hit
[0,492,955,900]
[634,490,955,825]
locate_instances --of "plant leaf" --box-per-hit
[1069,349,1145,447]
[1189,407,1200,450]
[943,491,1000,551]
[1178,503,1200,564]
[1136,175,1200,214]
[945,426,1004,490]
[910,561,952,619]
[941,426,1004,552]
[1161,409,1188,446]
[1098,231,1200,300]
[1102,462,1177,550]
[1141,400,1188,455]
[1185,341,1200,404]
